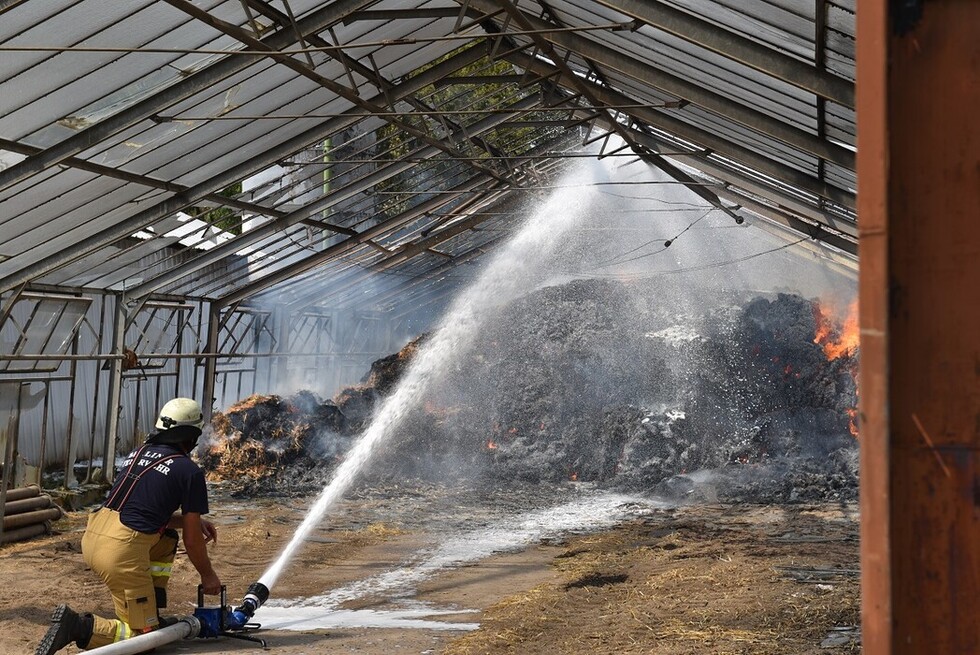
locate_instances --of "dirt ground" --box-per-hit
[0,489,860,655]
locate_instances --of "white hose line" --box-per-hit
[82,617,200,655]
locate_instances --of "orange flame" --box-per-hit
[846,407,859,438]
[813,299,859,360]
[570,471,578,481]
[813,299,860,438]
[487,440,498,450]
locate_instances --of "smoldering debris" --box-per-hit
[202,391,351,491]
[202,279,859,503]
[203,336,429,495]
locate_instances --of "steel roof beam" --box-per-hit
[594,0,853,107]
[216,176,503,308]
[0,137,333,233]
[506,50,855,212]
[242,0,512,167]
[0,44,490,294]
[463,0,854,168]
[619,123,857,253]
[343,8,471,22]
[0,0,377,194]
[122,93,541,300]
[281,191,512,313]
[167,0,524,192]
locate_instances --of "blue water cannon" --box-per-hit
[229,581,270,629]
[193,583,268,647]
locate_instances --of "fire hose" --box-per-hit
[82,582,270,654]
[76,618,201,655]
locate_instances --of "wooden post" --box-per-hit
[857,2,980,653]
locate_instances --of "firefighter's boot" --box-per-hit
[35,604,93,655]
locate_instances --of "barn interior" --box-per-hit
[0,2,976,655]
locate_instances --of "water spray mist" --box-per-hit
[237,158,608,612]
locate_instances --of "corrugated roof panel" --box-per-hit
[0,199,124,278]
[825,101,856,147]
[596,72,822,174]
[825,48,855,81]
[668,0,815,54]
[0,167,71,232]
[531,14,822,139]
[827,2,857,38]
[0,4,199,141]
[823,162,856,195]
[0,0,74,43]
[342,17,460,73]
[0,1,157,74]
[1,180,141,255]
[140,87,338,181]
[50,210,231,288]
[0,169,119,244]
[0,0,856,303]
[4,8,182,109]
[70,59,283,168]
[636,32,818,128]
[825,25,856,79]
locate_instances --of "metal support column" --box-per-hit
[273,305,291,394]
[201,303,222,423]
[857,3,980,653]
[100,294,128,484]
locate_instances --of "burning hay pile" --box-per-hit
[201,391,351,490]
[202,279,859,503]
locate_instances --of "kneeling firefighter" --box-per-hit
[36,398,223,655]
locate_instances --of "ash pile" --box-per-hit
[202,279,859,504]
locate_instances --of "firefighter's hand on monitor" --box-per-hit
[201,519,218,544]
[200,571,222,596]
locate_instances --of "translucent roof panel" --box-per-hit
[0,0,856,308]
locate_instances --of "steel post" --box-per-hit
[100,295,128,484]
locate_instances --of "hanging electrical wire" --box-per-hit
[589,207,718,269]
[588,237,810,281]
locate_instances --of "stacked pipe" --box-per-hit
[2,485,63,544]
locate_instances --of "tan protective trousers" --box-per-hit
[80,507,178,648]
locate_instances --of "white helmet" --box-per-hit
[155,397,205,431]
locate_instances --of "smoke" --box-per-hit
[256,154,614,590]
[206,139,858,509]
[356,147,857,491]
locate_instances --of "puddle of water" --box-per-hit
[257,604,479,632]
[256,491,668,632]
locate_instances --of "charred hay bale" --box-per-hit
[327,334,429,435]
[415,279,674,485]
[332,386,378,433]
[200,392,349,488]
[676,294,858,461]
[734,294,857,415]
[615,410,700,489]
[209,281,859,503]
[361,333,428,394]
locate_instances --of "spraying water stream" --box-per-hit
[256,158,609,593]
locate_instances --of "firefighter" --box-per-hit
[35,397,222,655]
